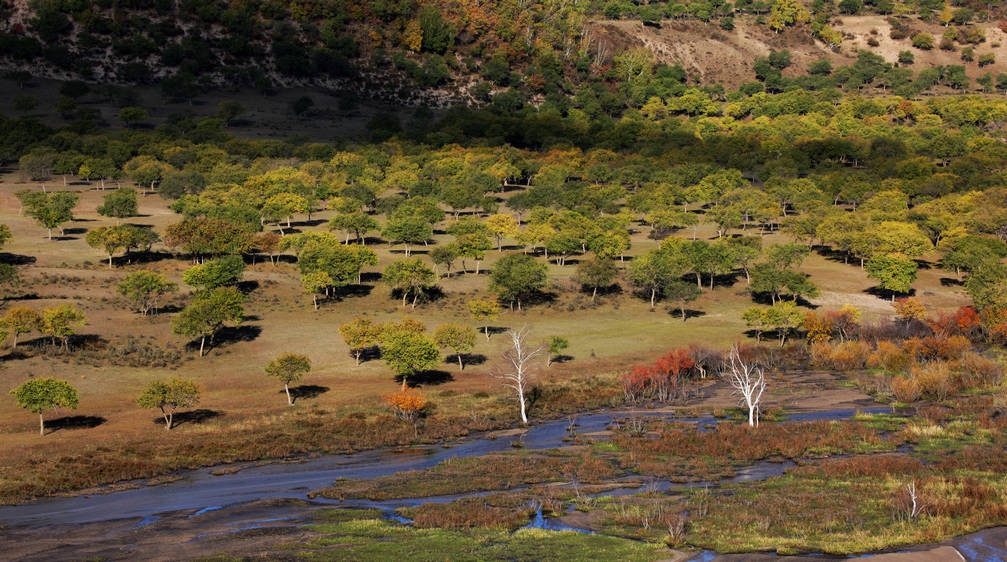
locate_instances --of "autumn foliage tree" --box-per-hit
[621,348,695,403]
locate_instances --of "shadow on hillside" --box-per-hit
[399,370,454,388]
[46,415,106,433]
[289,385,330,403]
[170,409,224,427]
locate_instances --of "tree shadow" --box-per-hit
[298,219,328,228]
[814,245,854,264]
[447,353,487,368]
[170,409,224,427]
[400,370,454,387]
[360,271,382,283]
[333,284,373,299]
[120,250,175,266]
[289,384,330,402]
[667,308,707,321]
[525,386,543,415]
[46,415,106,433]
[236,280,260,294]
[361,236,385,245]
[357,346,381,362]
[549,354,574,365]
[202,325,262,353]
[939,277,963,287]
[0,252,36,265]
[485,326,510,337]
[63,227,87,235]
[864,286,915,300]
[521,290,557,308]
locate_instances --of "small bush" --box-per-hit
[892,376,922,402]
[911,362,953,401]
[912,33,934,50]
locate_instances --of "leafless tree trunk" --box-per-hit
[492,327,544,424]
[722,346,766,427]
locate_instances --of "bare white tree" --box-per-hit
[492,327,544,425]
[723,346,767,427]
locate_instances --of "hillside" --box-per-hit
[595,16,1007,88]
[2,0,1007,110]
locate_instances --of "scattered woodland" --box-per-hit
[1,0,1006,558]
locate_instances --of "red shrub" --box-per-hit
[621,348,695,403]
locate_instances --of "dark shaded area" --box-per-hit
[46,415,106,432]
[331,283,373,299]
[360,271,382,283]
[355,346,381,363]
[518,290,557,308]
[549,354,573,365]
[667,308,707,321]
[236,280,260,294]
[484,326,510,337]
[940,277,963,287]
[117,250,175,266]
[189,326,261,354]
[0,253,36,265]
[289,385,329,402]
[447,353,486,367]
[63,227,87,235]
[400,370,453,387]
[864,286,915,300]
[170,409,224,427]
[749,293,819,309]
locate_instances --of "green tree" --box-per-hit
[97,187,138,222]
[171,287,244,357]
[743,306,770,342]
[468,299,501,340]
[430,243,459,277]
[664,279,702,321]
[301,271,333,310]
[573,257,618,302]
[384,258,437,308]
[40,304,86,350]
[182,255,245,292]
[118,107,149,128]
[10,378,78,436]
[340,317,383,365]
[216,100,246,125]
[24,191,78,240]
[136,378,200,430]
[85,225,159,268]
[765,301,804,346]
[328,212,378,244]
[265,353,312,405]
[489,254,548,311]
[546,336,568,367]
[434,322,477,370]
[380,328,440,389]
[865,255,918,301]
[117,271,177,316]
[1,306,41,350]
[486,213,519,251]
[383,216,431,256]
[627,249,679,308]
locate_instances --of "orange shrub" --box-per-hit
[911,361,953,401]
[868,341,912,372]
[892,376,922,402]
[829,341,872,370]
[384,388,429,422]
[809,341,835,367]
[959,351,1002,388]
